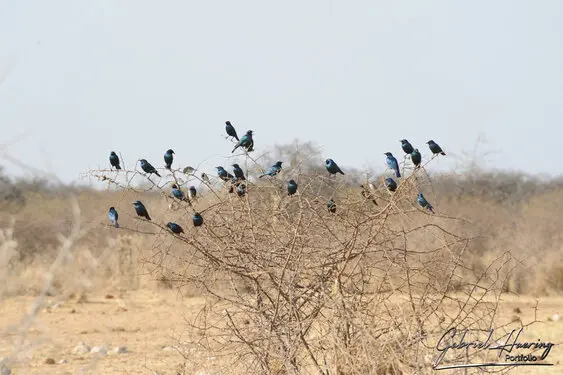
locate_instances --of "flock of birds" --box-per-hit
[105,121,447,234]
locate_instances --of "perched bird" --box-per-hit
[360,184,378,205]
[202,172,210,183]
[232,130,254,153]
[183,166,195,174]
[384,152,401,178]
[427,140,446,156]
[287,180,298,196]
[327,198,337,213]
[237,183,246,197]
[216,166,234,181]
[167,222,184,234]
[400,139,414,154]
[417,193,435,213]
[171,184,185,200]
[109,152,121,170]
[188,186,197,200]
[108,207,119,228]
[232,164,246,180]
[139,159,161,177]
[164,149,175,169]
[260,161,283,178]
[411,149,422,168]
[225,121,239,141]
[385,177,397,192]
[132,200,151,220]
[325,159,345,175]
[193,212,204,227]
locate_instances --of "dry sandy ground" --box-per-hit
[0,290,562,374]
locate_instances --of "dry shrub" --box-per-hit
[83,152,519,375]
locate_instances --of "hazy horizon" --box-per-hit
[1,1,562,185]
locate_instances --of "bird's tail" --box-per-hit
[115,222,120,228]
[339,171,345,175]
[396,169,401,178]
[235,135,240,141]
[441,152,446,156]
[428,205,434,214]
[145,214,152,221]
[155,171,161,177]
[372,199,378,206]
[259,174,265,178]
[116,165,121,170]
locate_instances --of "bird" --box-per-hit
[417,193,435,213]
[225,121,239,141]
[183,166,195,174]
[139,159,161,177]
[108,207,119,228]
[167,222,184,234]
[164,149,175,169]
[202,172,210,183]
[188,186,197,200]
[109,152,121,170]
[232,130,254,153]
[287,180,298,196]
[400,139,414,154]
[260,161,283,178]
[360,184,378,205]
[325,159,345,175]
[427,140,446,156]
[237,183,246,197]
[132,200,151,220]
[385,177,397,192]
[232,164,246,180]
[171,184,185,200]
[193,212,204,227]
[327,198,337,213]
[216,166,234,181]
[411,149,422,168]
[384,152,401,178]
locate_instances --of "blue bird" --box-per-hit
[232,164,246,180]
[385,177,397,192]
[232,130,254,153]
[260,161,283,178]
[167,222,184,234]
[188,186,197,200]
[427,140,446,156]
[417,193,435,213]
[132,200,151,220]
[360,184,378,205]
[139,159,161,177]
[384,152,401,178]
[171,184,185,200]
[325,159,345,175]
[193,212,204,227]
[287,180,298,196]
[164,149,175,170]
[237,183,246,197]
[108,207,119,228]
[411,149,422,168]
[327,198,337,213]
[109,152,121,170]
[400,139,414,154]
[216,166,234,181]
[225,121,239,141]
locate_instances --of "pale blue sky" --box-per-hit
[0,1,562,184]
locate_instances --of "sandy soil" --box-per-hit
[0,290,562,374]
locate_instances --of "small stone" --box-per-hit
[548,314,560,322]
[72,342,90,355]
[513,307,521,314]
[70,309,76,314]
[90,346,108,356]
[112,346,128,354]
[44,358,56,365]
[105,294,114,299]
[162,346,175,351]
[0,364,10,375]
[511,315,521,323]
[58,359,68,364]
